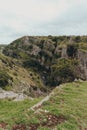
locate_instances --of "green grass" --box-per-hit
[0,98,42,129]
[40,81,87,130]
[0,81,87,130]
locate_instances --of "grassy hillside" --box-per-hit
[0,53,47,97]
[38,81,87,130]
[0,81,87,130]
[0,98,42,130]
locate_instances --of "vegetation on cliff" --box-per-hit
[3,35,87,88]
[0,36,87,129]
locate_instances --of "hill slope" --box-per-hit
[3,36,87,87]
[0,36,87,129]
[0,81,87,130]
[0,53,47,97]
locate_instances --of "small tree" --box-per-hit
[67,43,78,58]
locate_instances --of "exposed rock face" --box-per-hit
[27,44,41,56]
[78,50,87,80]
[0,88,28,101]
[60,47,87,80]
[61,47,68,58]
[3,36,87,87]
[13,80,46,97]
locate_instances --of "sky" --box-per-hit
[0,0,87,44]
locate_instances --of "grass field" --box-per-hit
[0,98,42,130]
[0,81,87,130]
[39,81,87,130]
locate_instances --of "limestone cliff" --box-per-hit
[3,36,87,87]
[78,50,87,80]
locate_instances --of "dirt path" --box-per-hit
[30,91,54,110]
[29,85,63,111]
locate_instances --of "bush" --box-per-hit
[67,43,78,57]
[0,70,12,88]
[74,36,81,43]
[23,59,46,71]
[50,58,79,85]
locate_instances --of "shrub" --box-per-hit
[23,59,46,71]
[74,36,81,43]
[0,70,12,88]
[50,58,79,85]
[67,43,78,58]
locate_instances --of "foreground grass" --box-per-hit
[0,98,42,129]
[40,81,87,130]
[0,81,87,130]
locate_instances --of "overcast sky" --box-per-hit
[0,0,87,44]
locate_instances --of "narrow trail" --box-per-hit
[29,85,63,111]
[30,91,54,111]
[0,89,27,101]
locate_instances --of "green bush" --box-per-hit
[0,70,12,88]
[67,43,78,57]
[23,59,46,72]
[50,58,79,85]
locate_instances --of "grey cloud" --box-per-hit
[0,0,87,44]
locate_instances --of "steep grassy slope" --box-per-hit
[0,53,47,97]
[38,81,87,130]
[0,81,87,130]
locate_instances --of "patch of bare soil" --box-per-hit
[12,124,26,130]
[12,113,66,130]
[40,113,66,128]
[12,124,39,130]
[29,124,39,130]
[79,125,87,130]
[0,122,8,129]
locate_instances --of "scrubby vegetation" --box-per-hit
[50,58,79,85]
[0,70,12,88]
[3,35,87,87]
[67,43,78,57]
[0,53,47,96]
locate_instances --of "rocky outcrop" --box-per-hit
[78,50,87,80]
[3,36,87,86]
[61,46,68,58]
[0,88,28,101]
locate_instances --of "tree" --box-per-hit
[67,43,78,58]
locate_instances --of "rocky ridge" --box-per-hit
[1,35,87,96]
